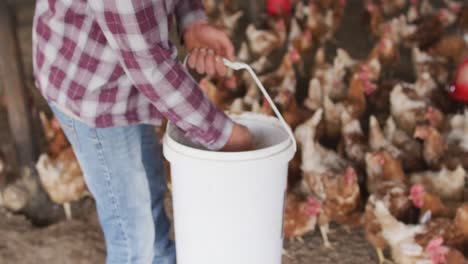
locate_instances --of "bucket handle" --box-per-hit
[183,56,297,153]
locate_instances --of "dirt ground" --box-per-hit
[0,193,378,264]
[0,0,451,263]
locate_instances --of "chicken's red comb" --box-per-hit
[360,64,371,73]
[413,125,430,139]
[410,184,425,195]
[224,76,237,90]
[308,2,318,15]
[384,24,393,34]
[366,3,376,12]
[276,19,286,31]
[344,166,357,185]
[307,196,321,208]
[426,237,449,264]
[263,97,271,109]
[427,237,444,249]
[372,152,385,165]
[450,3,461,13]
[288,48,300,63]
[437,9,449,22]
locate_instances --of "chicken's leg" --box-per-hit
[319,223,333,249]
[376,247,393,264]
[296,236,304,244]
[282,248,293,259]
[64,202,72,220]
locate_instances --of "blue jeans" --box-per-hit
[50,105,176,264]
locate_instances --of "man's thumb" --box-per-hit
[218,33,235,61]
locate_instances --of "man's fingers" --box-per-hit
[215,56,227,76]
[196,48,207,74]
[205,49,216,76]
[188,49,199,69]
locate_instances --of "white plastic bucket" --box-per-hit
[163,59,296,264]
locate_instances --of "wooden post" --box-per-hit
[0,1,57,225]
[0,1,36,166]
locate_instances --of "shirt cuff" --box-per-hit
[203,114,234,151]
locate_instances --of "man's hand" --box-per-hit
[184,20,235,76]
[221,123,254,152]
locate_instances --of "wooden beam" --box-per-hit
[0,1,37,168]
[0,1,58,225]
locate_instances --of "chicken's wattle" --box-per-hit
[447,58,468,103]
[265,0,291,16]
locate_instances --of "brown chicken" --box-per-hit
[428,34,468,65]
[458,5,468,33]
[424,106,446,131]
[303,78,323,111]
[346,60,381,119]
[39,111,70,159]
[368,115,401,158]
[312,47,350,102]
[213,4,244,38]
[259,48,299,95]
[379,152,406,183]
[274,90,313,129]
[323,95,345,143]
[305,0,346,44]
[390,84,427,136]
[410,165,466,202]
[384,116,425,172]
[289,19,313,55]
[317,167,362,248]
[406,10,448,49]
[340,109,367,165]
[415,204,468,258]
[410,184,457,220]
[413,125,447,168]
[364,180,418,264]
[373,201,433,264]
[364,1,384,37]
[36,147,87,220]
[380,0,407,16]
[297,109,348,199]
[367,79,398,119]
[363,197,392,264]
[283,193,321,240]
[414,124,468,170]
[412,47,450,84]
[199,76,239,110]
[345,72,369,119]
[246,20,286,56]
[368,35,400,69]
[365,151,407,194]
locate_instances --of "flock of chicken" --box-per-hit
[201,0,468,263]
[29,0,468,263]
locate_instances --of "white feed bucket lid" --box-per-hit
[164,58,297,162]
[164,112,295,161]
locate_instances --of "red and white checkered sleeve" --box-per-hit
[87,0,233,150]
[174,0,207,40]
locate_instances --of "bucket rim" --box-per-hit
[163,113,296,162]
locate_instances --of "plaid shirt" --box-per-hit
[32,0,233,150]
